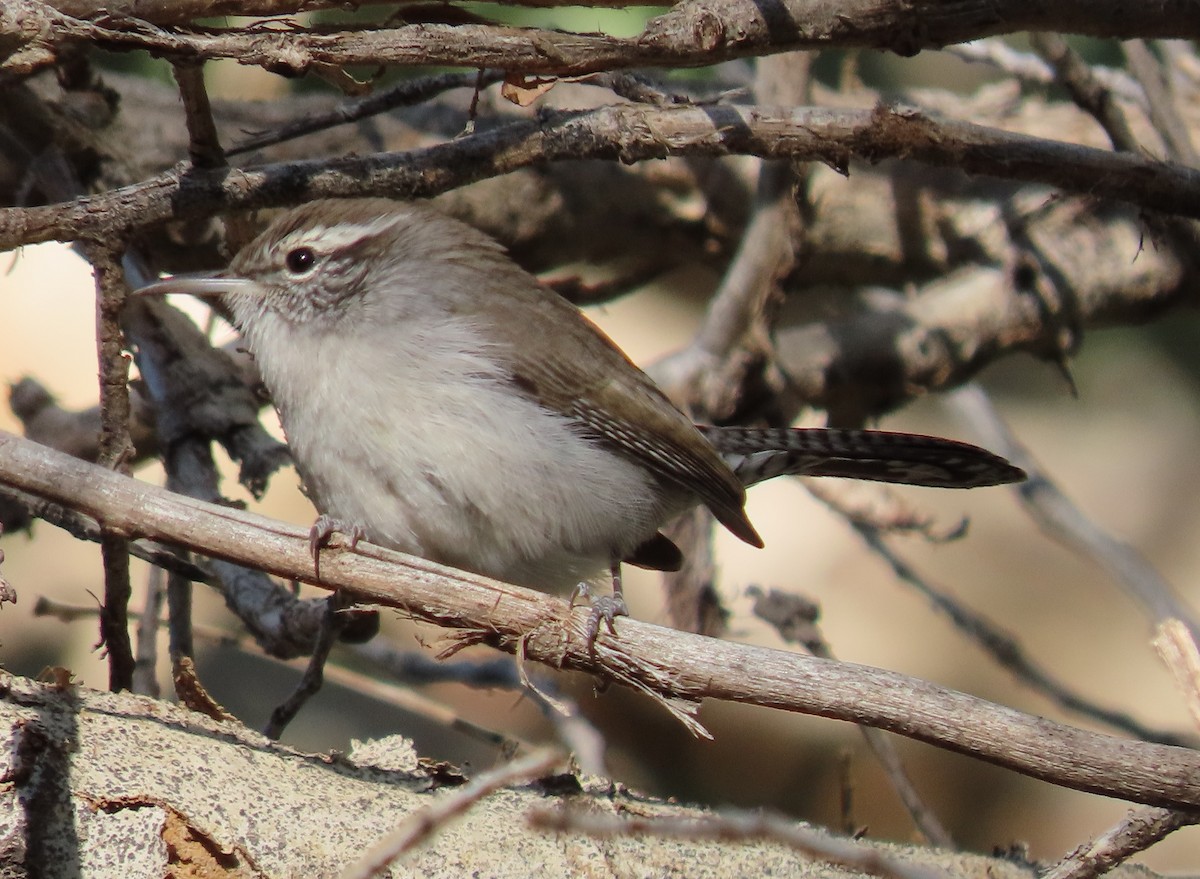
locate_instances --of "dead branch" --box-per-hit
[6,102,1200,254]
[1,429,1198,811]
[6,0,1200,79]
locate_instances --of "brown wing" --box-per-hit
[469,254,763,549]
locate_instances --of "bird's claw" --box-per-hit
[309,515,366,579]
[583,593,628,649]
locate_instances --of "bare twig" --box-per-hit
[167,565,194,662]
[1040,807,1200,879]
[352,638,607,770]
[945,40,1144,104]
[1123,40,1199,164]
[33,594,233,640]
[850,522,1193,748]
[1029,33,1140,151]
[228,70,508,156]
[654,158,802,416]
[751,587,954,847]
[1029,32,1200,260]
[318,657,526,754]
[131,566,164,696]
[2,430,1199,811]
[172,61,225,169]
[529,808,953,879]
[1153,620,1200,733]
[1031,624,1200,876]
[804,480,966,542]
[33,592,529,752]
[339,748,563,879]
[82,241,135,692]
[9,411,342,662]
[0,536,13,607]
[263,590,348,739]
[0,485,213,580]
[949,385,1200,642]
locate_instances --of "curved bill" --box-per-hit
[134,275,262,299]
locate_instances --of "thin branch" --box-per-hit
[167,566,194,661]
[803,480,966,542]
[227,69,508,157]
[3,461,368,662]
[1029,33,1140,151]
[1040,807,1200,879]
[0,484,212,581]
[653,81,810,415]
[33,593,529,752]
[263,589,347,739]
[0,538,13,608]
[82,241,135,692]
[131,566,164,696]
[171,61,226,169]
[529,808,953,879]
[752,587,954,847]
[3,458,363,662]
[1123,40,1199,165]
[1029,32,1200,260]
[1154,620,1200,734]
[945,40,1144,104]
[2,429,1200,811]
[949,385,1200,642]
[352,638,608,771]
[339,748,563,879]
[319,656,529,754]
[43,0,656,26]
[850,522,1193,748]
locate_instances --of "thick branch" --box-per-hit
[1,429,1198,812]
[4,103,1200,254]
[5,0,1199,78]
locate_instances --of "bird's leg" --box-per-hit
[308,514,366,581]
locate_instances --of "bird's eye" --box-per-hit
[284,247,317,275]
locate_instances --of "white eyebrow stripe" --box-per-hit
[277,215,406,253]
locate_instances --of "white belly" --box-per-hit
[256,315,671,591]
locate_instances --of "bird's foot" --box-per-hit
[571,563,629,650]
[308,515,366,580]
[584,594,629,647]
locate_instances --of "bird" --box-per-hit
[137,198,1024,627]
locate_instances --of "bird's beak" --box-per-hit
[134,274,262,299]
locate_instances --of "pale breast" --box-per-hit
[253,314,675,591]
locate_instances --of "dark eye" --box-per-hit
[284,247,316,274]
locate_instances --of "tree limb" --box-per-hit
[6,0,1200,78]
[1,429,1199,812]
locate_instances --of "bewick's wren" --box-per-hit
[139,199,1022,613]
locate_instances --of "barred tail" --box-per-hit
[697,426,1026,489]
